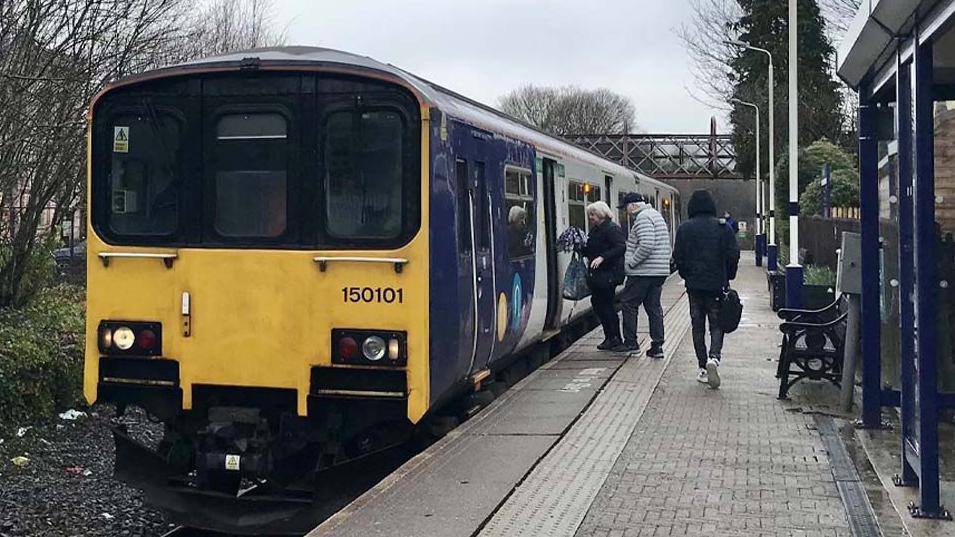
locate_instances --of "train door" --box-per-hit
[542,158,561,330]
[469,161,496,374]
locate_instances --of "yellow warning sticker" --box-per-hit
[113,126,129,153]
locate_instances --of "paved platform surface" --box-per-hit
[571,263,853,537]
[309,264,865,537]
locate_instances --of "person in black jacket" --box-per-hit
[583,201,627,350]
[672,190,740,388]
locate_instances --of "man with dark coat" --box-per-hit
[673,190,740,388]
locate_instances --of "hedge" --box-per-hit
[0,284,85,435]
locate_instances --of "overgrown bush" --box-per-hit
[804,265,837,287]
[0,284,85,435]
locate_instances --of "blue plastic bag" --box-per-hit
[562,252,592,300]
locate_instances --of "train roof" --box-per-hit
[117,46,674,192]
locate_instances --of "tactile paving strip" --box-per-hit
[477,290,691,537]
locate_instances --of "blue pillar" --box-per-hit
[755,233,764,266]
[768,243,778,272]
[896,53,918,485]
[785,264,803,309]
[858,86,882,429]
[911,36,944,518]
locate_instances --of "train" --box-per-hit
[83,46,681,533]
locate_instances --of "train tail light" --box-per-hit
[136,329,158,351]
[338,336,358,360]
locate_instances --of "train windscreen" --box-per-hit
[91,74,420,249]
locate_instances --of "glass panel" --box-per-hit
[934,101,955,391]
[505,168,535,259]
[214,113,288,238]
[217,113,287,139]
[325,110,403,240]
[476,162,489,250]
[456,159,471,252]
[108,113,181,236]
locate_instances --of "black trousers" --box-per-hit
[590,283,621,342]
[619,276,666,346]
[688,290,723,368]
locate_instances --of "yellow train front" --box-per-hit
[84,47,681,533]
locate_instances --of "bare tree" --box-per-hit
[0,0,286,307]
[676,0,743,107]
[498,85,636,136]
[186,0,287,58]
[819,0,862,37]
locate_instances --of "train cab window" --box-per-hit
[505,167,534,259]
[324,110,403,240]
[213,113,288,238]
[106,112,182,236]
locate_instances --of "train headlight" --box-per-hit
[113,326,136,350]
[362,336,386,361]
[388,338,401,361]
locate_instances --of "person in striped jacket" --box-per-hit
[612,193,672,357]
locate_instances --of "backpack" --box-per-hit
[718,287,743,333]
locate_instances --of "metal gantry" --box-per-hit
[567,132,739,181]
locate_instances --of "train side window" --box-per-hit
[567,181,600,232]
[324,110,404,240]
[456,159,471,252]
[107,112,182,236]
[505,166,534,260]
[213,113,288,238]
[617,191,632,229]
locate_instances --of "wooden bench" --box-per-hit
[775,296,848,399]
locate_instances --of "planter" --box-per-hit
[802,284,836,310]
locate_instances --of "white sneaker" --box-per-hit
[696,368,708,384]
[706,358,721,388]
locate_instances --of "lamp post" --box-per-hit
[785,0,803,308]
[725,39,776,270]
[732,98,762,266]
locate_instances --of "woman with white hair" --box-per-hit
[582,200,627,350]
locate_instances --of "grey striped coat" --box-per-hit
[625,205,672,277]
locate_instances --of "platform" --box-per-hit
[307,265,882,537]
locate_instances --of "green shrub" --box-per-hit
[0,283,85,435]
[804,265,837,287]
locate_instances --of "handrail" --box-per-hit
[312,256,409,274]
[98,252,177,269]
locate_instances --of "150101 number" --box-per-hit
[342,287,404,304]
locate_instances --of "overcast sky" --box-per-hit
[273,0,723,134]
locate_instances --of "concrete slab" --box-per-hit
[858,423,955,537]
[308,433,555,537]
[479,388,605,436]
